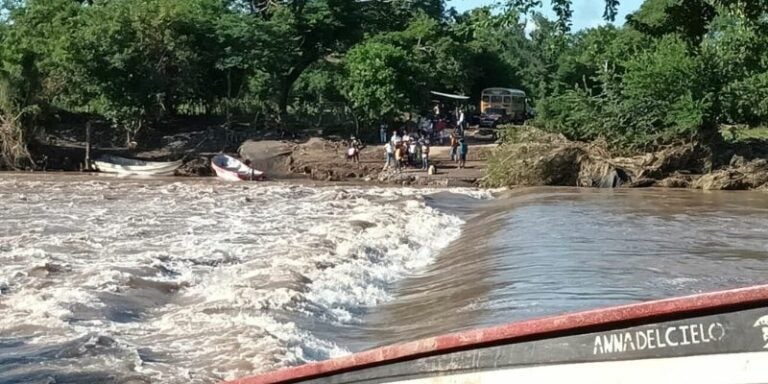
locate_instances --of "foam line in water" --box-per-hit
[0,178,487,383]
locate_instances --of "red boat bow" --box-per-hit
[223,284,768,384]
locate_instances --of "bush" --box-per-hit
[534,35,711,151]
[721,71,768,125]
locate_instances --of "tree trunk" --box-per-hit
[277,83,290,127]
[225,70,233,126]
[84,121,92,171]
[352,111,360,138]
[277,57,317,128]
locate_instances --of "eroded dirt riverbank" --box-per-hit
[14,126,768,190]
[483,128,768,191]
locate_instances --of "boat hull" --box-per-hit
[94,155,182,176]
[211,155,264,181]
[369,352,768,384]
[224,285,768,384]
[211,163,245,181]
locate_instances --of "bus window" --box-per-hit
[482,95,490,103]
[491,96,503,104]
[503,96,511,104]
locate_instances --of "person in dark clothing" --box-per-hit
[458,138,468,169]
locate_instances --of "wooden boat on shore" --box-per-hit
[211,154,265,181]
[224,284,768,384]
[94,155,182,176]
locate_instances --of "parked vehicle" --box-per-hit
[478,107,513,128]
[480,87,531,126]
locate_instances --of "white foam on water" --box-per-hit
[0,177,482,383]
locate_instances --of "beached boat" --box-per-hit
[224,285,768,384]
[211,154,265,181]
[94,155,182,176]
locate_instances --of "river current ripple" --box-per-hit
[2,177,768,383]
[0,175,489,383]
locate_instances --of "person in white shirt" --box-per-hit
[457,110,466,135]
[408,141,417,166]
[391,130,401,146]
[384,142,394,169]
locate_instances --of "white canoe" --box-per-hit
[224,284,768,384]
[94,155,182,176]
[211,154,265,181]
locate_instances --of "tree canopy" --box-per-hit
[1,0,768,167]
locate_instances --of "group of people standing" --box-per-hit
[381,127,469,172]
[343,115,470,171]
[378,109,467,146]
[384,130,431,171]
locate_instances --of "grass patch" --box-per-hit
[721,126,768,142]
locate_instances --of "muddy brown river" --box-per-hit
[357,189,768,347]
[1,175,767,383]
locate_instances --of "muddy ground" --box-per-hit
[236,134,497,187]
[24,123,497,187]
[21,122,768,190]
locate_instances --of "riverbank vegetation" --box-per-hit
[1,0,767,171]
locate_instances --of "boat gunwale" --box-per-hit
[96,155,183,168]
[94,161,183,171]
[222,284,768,384]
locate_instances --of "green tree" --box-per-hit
[0,0,77,167]
[537,35,711,148]
[703,10,768,124]
[65,0,230,142]
[234,1,368,122]
[454,7,529,101]
[626,0,716,46]
[375,14,468,106]
[0,52,43,168]
[522,14,569,100]
[343,42,412,122]
[0,0,82,106]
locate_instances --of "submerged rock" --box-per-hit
[176,156,212,177]
[377,170,416,184]
[658,173,697,188]
[626,178,657,188]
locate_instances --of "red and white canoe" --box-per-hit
[211,154,265,181]
[224,284,768,384]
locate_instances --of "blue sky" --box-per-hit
[447,0,644,30]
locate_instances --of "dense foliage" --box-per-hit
[1,0,767,166]
[533,0,768,149]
